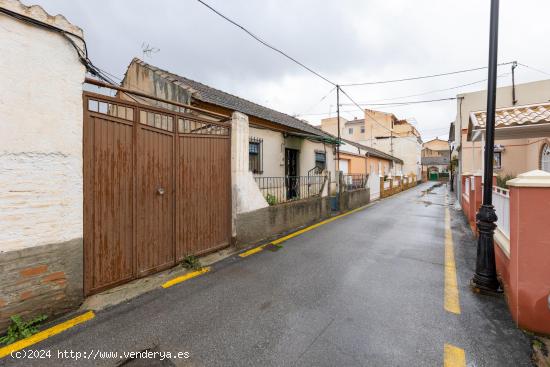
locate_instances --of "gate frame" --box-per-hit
[83,81,232,296]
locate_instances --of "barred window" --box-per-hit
[315,151,326,170]
[249,137,263,174]
[494,152,502,169]
[541,144,550,172]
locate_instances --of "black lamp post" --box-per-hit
[471,0,501,292]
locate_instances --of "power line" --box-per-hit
[196,0,336,86]
[518,62,550,77]
[340,61,515,86]
[339,87,423,145]
[295,86,336,117]
[296,95,461,116]
[0,6,120,86]
[341,96,458,107]
[361,72,511,103]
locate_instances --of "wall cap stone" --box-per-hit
[507,170,550,187]
[0,0,83,37]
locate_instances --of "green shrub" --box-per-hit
[0,314,47,346]
[181,255,202,271]
[496,174,515,189]
[265,193,277,206]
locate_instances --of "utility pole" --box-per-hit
[449,144,454,192]
[336,85,340,172]
[511,61,518,105]
[472,0,501,293]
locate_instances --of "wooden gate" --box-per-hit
[83,92,231,295]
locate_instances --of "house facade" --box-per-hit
[338,138,403,177]
[122,59,340,203]
[466,102,550,176]
[321,110,422,180]
[450,78,550,197]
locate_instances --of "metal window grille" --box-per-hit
[342,174,368,191]
[249,137,263,174]
[314,151,326,171]
[254,175,326,204]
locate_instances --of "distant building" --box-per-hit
[321,109,422,179]
[421,138,450,177]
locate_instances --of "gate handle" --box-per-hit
[157,187,165,195]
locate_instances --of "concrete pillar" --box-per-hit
[231,112,268,236]
[461,172,472,213]
[504,170,550,334]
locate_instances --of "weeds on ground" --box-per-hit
[265,194,277,206]
[0,314,47,345]
[533,336,550,367]
[181,255,202,271]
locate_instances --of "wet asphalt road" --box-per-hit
[1,183,532,366]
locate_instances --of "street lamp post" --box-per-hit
[471,0,501,292]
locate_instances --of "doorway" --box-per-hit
[285,148,299,200]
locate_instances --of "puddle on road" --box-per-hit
[416,183,448,207]
[420,183,443,197]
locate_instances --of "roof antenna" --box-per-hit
[141,42,160,58]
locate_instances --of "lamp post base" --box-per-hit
[471,204,502,294]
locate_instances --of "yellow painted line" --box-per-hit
[161,267,210,288]
[237,203,374,259]
[0,311,95,359]
[444,204,461,314]
[239,245,267,258]
[444,344,466,367]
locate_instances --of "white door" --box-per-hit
[339,159,349,174]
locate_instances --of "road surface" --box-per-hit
[1,183,532,366]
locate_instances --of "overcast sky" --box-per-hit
[28,0,550,141]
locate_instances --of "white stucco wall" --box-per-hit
[249,126,285,177]
[361,137,420,178]
[0,0,86,252]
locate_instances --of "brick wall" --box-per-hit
[0,239,83,331]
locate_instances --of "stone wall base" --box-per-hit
[236,189,370,248]
[0,238,83,332]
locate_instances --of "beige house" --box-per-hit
[321,110,422,179]
[467,103,550,175]
[450,78,550,197]
[421,138,450,176]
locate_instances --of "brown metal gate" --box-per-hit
[83,92,231,295]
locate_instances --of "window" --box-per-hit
[348,128,353,135]
[542,144,550,172]
[494,151,502,169]
[249,137,263,174]
[360,126,365,134]
[314,151,326,171]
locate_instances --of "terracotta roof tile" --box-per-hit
[471,102,550,129]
